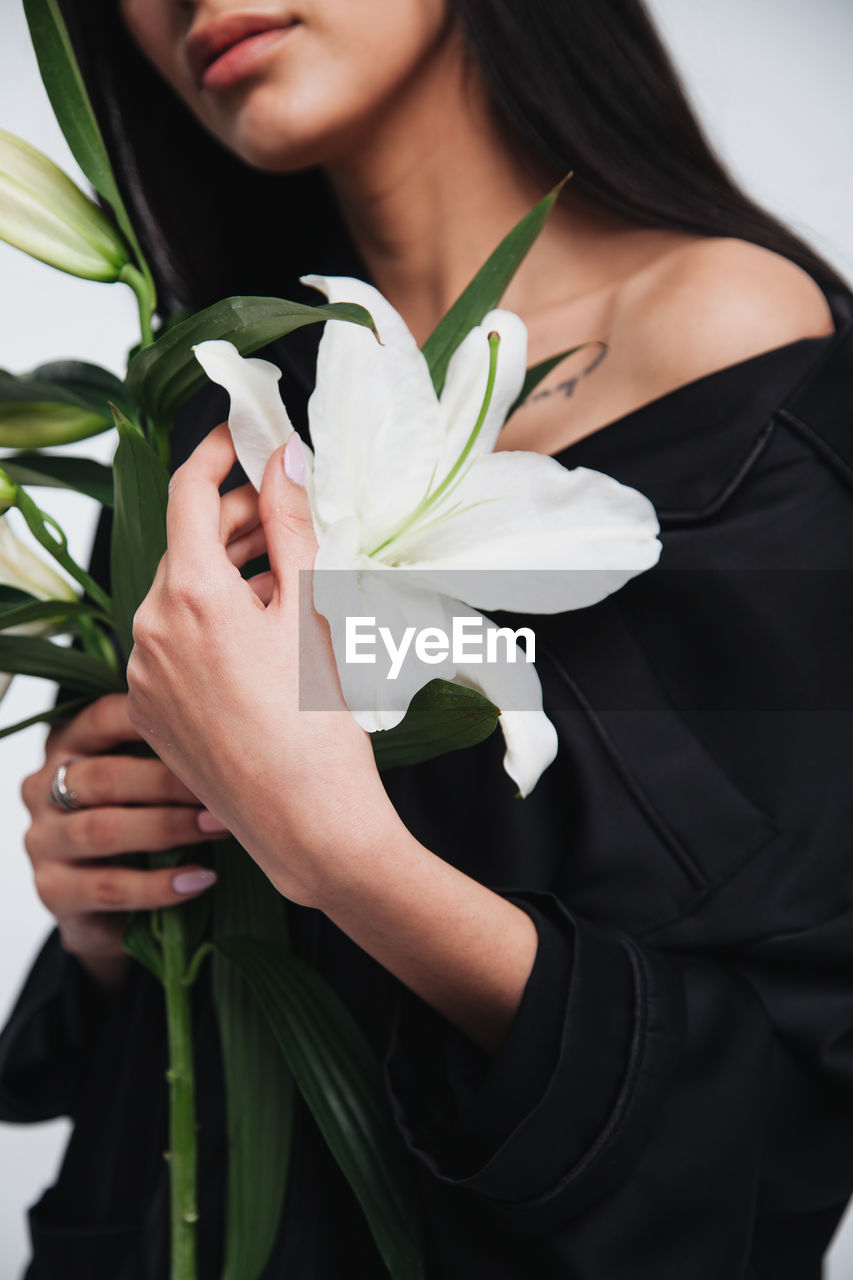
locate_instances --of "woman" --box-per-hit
[2,1,852,1276]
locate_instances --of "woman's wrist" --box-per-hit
[299,813,540,1054]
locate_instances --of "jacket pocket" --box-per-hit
[540,598,779,914]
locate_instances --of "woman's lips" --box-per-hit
[201,24,297,92]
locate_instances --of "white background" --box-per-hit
[1,0,852,1274]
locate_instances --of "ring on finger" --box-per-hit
[49,758,85,812]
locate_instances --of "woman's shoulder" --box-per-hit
[613,236,837,406]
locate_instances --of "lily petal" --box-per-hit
[452,610,558,796]
[395,454,661,612]
[314,551,456,732]
[0,516,76,600]
[301,275,444,543]
[192,340,294,491]
[438,309,527,469]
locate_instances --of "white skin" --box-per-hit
[24,1,835,1043]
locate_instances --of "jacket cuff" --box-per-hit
[383,890,682,1227]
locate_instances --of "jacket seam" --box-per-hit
[657,420,776,526]
[543,647,707,890]
[774,409,853,492]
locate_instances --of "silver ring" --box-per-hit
[48,758,83,812]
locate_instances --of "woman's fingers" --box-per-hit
[247,570,275,604]
[48,692,141,757]
[226,524,267,569]
[50,754,201,808]
[26,803,214,864]
[37,860,218,919]
[165,422,239,575]
[219,481,261,547]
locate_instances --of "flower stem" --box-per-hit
[160,903,199,1280]
[120,263,156,350]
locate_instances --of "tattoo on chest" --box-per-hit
[526,340,609,406]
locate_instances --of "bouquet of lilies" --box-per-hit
[0,2,660,1277]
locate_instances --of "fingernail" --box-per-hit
[283,432,306,487]
[172,868,217,895]
[196,809,230,834]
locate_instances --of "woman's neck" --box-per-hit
[323,39,641,345]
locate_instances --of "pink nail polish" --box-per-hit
[173,868,217,895]
[284,432,306,487]
[196,809,229,834]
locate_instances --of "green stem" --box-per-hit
[120,263,156,350]
[160,903,199,1280]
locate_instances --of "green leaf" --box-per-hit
[211,842,294,1280]
[22,0,121,211]
[0,597,109,632]
[126,296,376,425]
[371,678,499,771]
[110,410,169,661]
[0,452,114,507]
[0,586,36,611]
[421,178,568,396]
[0,360,132,414]
[213,935,426,1280]
[507,342,602,418]
[0,694,88,739]
[0,634,122,694]
[123,911,163,983]
[21,0,155,324]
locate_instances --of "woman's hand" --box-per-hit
[126,425,539,1053]
[126,425,398,910]
[21,693,222,990]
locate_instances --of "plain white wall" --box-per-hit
[0,1,851,1275]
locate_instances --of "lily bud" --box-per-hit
[0,401,112,448]
[0,469,16,514]
[0,129,130,281]
[0,515,77,601]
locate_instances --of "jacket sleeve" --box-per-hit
[0,928,122,1122]
[382,410,853,1273]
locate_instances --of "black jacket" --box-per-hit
[2,280,853,1279]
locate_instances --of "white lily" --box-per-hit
[0,129,130,281]
[193,278,661,795]
[0,514,77,703]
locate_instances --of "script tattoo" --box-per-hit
[525,340,608,405]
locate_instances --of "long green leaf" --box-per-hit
[421,178,568,396]
[211,841,294,1280]
[22,0,121,210]
[372,678,499,771]
[0,361,130,411]
[0,587,35,611]
[0,694,88,739]
[213,936,426,1280]
[126,296,375,425]
[0,452,114,507]
[0,634,121,694]
[0,597,109,631]
[109,410,169,661]
[22,0,154,316]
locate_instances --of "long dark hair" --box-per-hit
[58,0,849,317]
